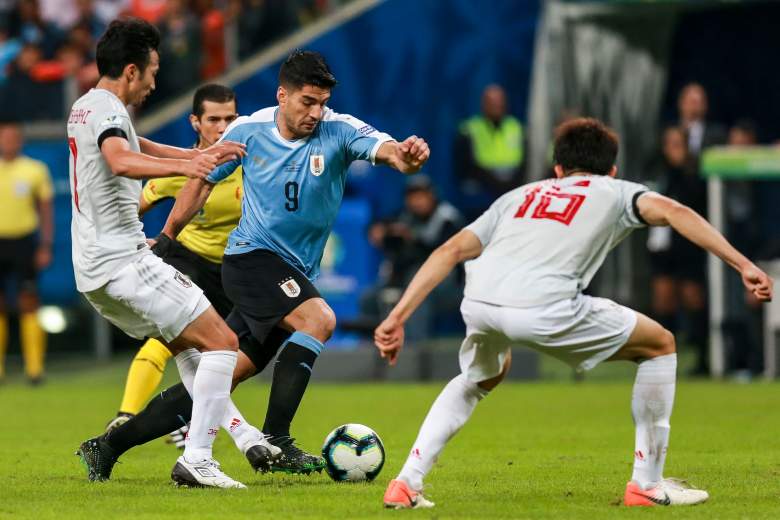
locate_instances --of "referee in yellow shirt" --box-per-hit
[0,122,53,384]
[106,84,242,431]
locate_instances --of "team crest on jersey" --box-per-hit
[279,277,301,298]
[310,153,325,176]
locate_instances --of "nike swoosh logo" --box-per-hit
[647,492,671,506]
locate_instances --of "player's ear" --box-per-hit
[277,86,286,106]
[189,114,200,133]
[124,63,137,82]
[553,164,565,179]
[608,165,617,178]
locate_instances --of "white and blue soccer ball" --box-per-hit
[321,423,385,482]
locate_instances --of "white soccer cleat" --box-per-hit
[171,456,247,489]
[624,478,709,506]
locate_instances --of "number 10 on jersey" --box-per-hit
[514,184,587,226]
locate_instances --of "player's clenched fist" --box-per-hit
[741,263,774,302]
[374,315,405,366]
[397,135,430,173]
[182,153,217,179]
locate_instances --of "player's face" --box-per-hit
[128,50,159,106]
[278,84,331,138]
[0,124,23,160]
[192,100,238,147]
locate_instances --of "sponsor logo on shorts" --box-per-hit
[279,277,301,298]
[174,271,192,288]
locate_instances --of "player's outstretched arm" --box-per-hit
[637,192,773,301]
[374,229,483,365]
[139,137,246,166]
[160,178,214,240]
[139,137,199,159]
[101,136,218,180]
[375,136,430,174]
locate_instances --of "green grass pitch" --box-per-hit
[1,359,779,519]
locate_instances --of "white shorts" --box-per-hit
[459,294,638,382]
[83,251,211,342]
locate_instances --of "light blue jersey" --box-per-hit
[207,106,393,280]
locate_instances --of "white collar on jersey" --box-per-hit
[271,107,310,149]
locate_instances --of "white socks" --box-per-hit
[174,349,261,456]
[398,374,489,491]
[631,353,677,489]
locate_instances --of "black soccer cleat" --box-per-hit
[76,436,117,482]
[245,444,278,473]
[266,435,326,475]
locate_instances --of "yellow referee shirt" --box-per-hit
[143,167,242,264]
[0,156,53,238]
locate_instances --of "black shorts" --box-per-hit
[229,313,292,371]
[160,240,233,318]
[0,234,38,293]
[221,249,320,343]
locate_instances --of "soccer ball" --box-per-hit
[321,423,385,482]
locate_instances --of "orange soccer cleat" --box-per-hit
[383,479,435,510]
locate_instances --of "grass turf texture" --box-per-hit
[1,359,779,519]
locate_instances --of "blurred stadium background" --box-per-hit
[1,0,780,384]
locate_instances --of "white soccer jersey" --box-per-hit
[66,88,146,292]
[464,175,649,307]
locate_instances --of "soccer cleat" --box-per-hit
[105,412,134,433]
[170,456,247,489]
[624,478,709,506]
[266,435,326,475]
[76,436,118,481]
[243,435,283,473]
[383,479,435,509]
[166,423,189,450]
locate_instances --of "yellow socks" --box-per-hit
[118,338,172,415]
[0,313,7,379]
[20,312,45,380]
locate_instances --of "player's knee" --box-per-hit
[308,307,336,342]
[201,324,239,352]
[653,328,676,357]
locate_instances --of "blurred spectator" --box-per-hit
[0,20,23,84]
[39,0,79,30]
[236,0,299,60]
[723,119,763,378]
[73,0,107,41]
[127,0,167,24]
[646,126,709,375]
[9,0,63,58]
[94,0,130,25]
[193,0,226,79]
[0,122,53,385]
[676,82,727,157]
[358,176,463,341]
[152,0,201,105]
[455,84,525,219]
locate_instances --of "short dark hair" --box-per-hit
[192,84,236,118]
[278,50,337,91]
[96,18,160,79]
[553,117,619,175]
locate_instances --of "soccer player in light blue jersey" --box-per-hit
[159,50,430,473]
